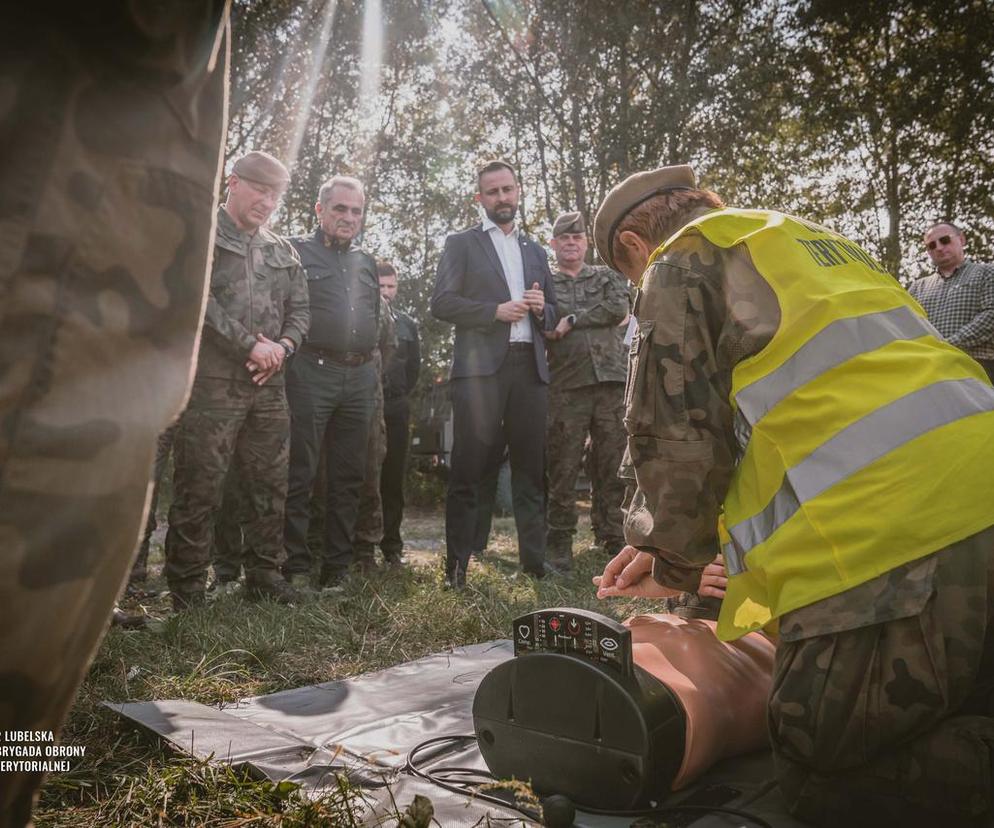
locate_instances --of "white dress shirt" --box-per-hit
[481,213,531,343]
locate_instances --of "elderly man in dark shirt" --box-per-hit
[285,176,382,587]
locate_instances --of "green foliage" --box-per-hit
[224,0,994,385]
[792,0,994,280]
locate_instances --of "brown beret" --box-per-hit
[593,164,697,270]
[552,211,586,237]
[231,151,290,189]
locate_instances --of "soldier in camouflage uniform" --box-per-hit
[591,165,994,826]
[353,287,397,569]
[210,469,249,587]
[165,151,310,610]
[544,212,629,569]
[0,6,228,825]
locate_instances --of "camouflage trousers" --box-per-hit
[546,383,626,562]
[0,6,228,826]
[165,379,290,596]
[211,469,248,583]
[132,427,247,586]
[770,528,994,827]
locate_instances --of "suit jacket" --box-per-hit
[431,224,557,382]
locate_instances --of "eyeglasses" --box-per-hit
[926,235,952,251]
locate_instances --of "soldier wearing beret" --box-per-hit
[543,211,630,569]
[165,151,310,609]
[592,165,994,825]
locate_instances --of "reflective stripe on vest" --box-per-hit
[735,305,940,429]
[724,376,994,575]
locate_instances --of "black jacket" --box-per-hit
[383,307,421,398]
[430,224,556,382]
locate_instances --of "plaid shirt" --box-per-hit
[908,259,994,361]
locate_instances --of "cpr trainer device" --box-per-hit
[472,607,687,810]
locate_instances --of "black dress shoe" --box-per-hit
[444,563,466,590]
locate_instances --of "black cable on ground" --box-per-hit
[405,734,775,828]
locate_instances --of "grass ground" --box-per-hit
[33,507,660,827]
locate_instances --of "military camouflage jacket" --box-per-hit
[199,208,310,385]
[548,264,630,391]
[625,227,936,638]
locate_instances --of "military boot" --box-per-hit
[353,542,378,575]
[287,572,312,589]
[545,529,574,572]
[245,576,300,605]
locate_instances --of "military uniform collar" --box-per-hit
[555,262,593,280]
[217,206,281,248]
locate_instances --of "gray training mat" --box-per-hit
[107,640,808,826]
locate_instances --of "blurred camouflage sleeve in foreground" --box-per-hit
[0,4,229,825]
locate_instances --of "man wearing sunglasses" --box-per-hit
[910,222,994,381]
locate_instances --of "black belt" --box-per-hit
[302,343,373,366]
[508,342,533,351]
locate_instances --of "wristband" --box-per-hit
[279,340,295,358]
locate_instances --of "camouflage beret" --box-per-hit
[593,164,697,270]
[552,210,586,237]
[231,151,290,189]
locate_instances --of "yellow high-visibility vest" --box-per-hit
[649,209,994,640]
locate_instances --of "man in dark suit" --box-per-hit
[431,160,557,587]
